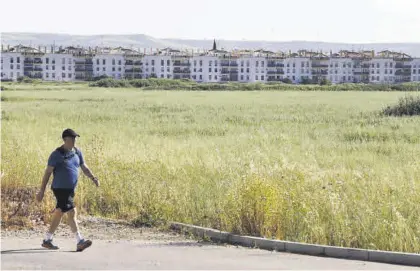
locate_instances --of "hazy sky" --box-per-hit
[1,0,419,43]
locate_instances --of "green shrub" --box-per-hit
[382,95,420,116]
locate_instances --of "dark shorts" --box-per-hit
[52,188,75,213]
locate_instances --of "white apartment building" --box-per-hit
[411,58,420,82]
[1,43,419,84]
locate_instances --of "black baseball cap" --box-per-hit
[62,128,80,138]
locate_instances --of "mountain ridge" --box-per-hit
[2,32,420,56]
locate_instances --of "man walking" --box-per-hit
[36,128,100,252]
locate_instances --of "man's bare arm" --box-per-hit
[81,163,99,186]
[36,166,54,202]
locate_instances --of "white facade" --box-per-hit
[1,52,24,81]
[2,45,420,84]
[412,58,420,82]
[328,58,353,84]
[93,54,125,79]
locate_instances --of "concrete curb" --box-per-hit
[170,222,420,267]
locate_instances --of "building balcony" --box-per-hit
[173,62,190,66]
[311,69,328,75]
[267,70,285,75]
[134,61,143,65]
[75,67,94,72]
[395,70,412,76]
[267,63,284,67]
[173,69,190,73]
[311,64,329,68]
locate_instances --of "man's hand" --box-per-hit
[92,176,100,187]
[36,190,45,202]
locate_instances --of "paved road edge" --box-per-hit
[170,222,420,267]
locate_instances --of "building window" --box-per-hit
[246,75,250,80]
[97,59,100,65]
[255,75,258,80]
[62,73,66,78]
[241,68,244,73]
[103,67,105,71]
[167,68,170,72]
[261,75,264,80]
[97,67,99,71]
[256,61,259,67]
[62,66,65,71]
[112,59,116,65]
[119,60,122,65]
[68,73,72,78]
[247,61,250,67]
[10,57,14,63]
[167,60,170,66]
[62,58,65,64]
[46,65,49,70]
[209,61,212,66]
[46,58,49,64]
[385,69,388,74]
[194,68,196,72]
[199,75,202,80]
[215,68,218,72]
[390,63,393,68]
[152,67,155,72]
[103,59,106,65]
[215,61,218,66]
[118,67,121,71]
[16,57,20,63]
[52,73,55,78]
[241,75,244,80]
[46,73,49,78]
[199,60,203,66]
[161,74,164,78]
[246,68,250,73]
[209,75,212,80]
[261,61,264,66]
[68,66,71,70]
[52,66,55,70]
[10,72,13,77]
[151,60,155,65]
[209,68,212,72]
[241,61,244,66]
[10,64,13,69]
[377,76,379,81]
[161,60,164,66]
[161,67,164,72]
[112,67,115,72]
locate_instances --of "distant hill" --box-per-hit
[2,32,420,57]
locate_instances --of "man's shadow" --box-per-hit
[1,248,75,254]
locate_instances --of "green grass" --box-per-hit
[1,86,420,253]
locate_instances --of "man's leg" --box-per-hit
[67,208,82,241]
[42,208,63,249]
[67,207,92,251]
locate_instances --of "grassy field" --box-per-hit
[1,85,420,253]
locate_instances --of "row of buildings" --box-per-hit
[1,41,420,84]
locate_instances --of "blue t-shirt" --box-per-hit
[48,147,85,189]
